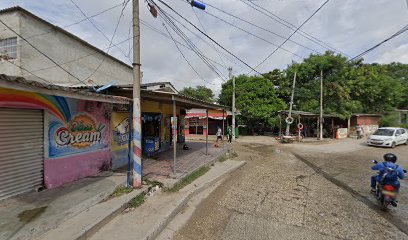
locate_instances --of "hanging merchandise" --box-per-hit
[191,0,206,10]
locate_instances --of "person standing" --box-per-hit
[227,125,233,143]
[216,126,223,143]
[357,124,364,139]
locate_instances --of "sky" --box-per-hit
[0,0,407,95]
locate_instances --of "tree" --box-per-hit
[279,52,405,119]
[219,75,286,131]
[179,85,215,102]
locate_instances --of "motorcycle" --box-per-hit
[372,160,407,211]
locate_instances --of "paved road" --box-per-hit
[173,137,408,240]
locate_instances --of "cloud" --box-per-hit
[1,0,408,96]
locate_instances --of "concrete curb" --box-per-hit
[36,188,146,240]
[145,160,246,240]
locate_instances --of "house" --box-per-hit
[185,108,232,136]
[0,6,228,200]
[0,6,132,86]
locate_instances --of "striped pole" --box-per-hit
[132,0,142,188]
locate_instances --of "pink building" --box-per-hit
[185,108,232,136]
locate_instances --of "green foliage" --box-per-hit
[219,75,286,130]
[179,85,215,102]
[166,165,210,192]
[128,193,145,208]
[110,185,133,198]
[379,112,400,127]
[277,52,405,119]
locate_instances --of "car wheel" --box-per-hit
[405,139,408,145]
[391,142,396,148]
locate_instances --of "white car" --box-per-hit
[367,127,408,148]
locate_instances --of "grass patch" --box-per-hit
[128,193,145,208]
[166,165,211,192]
[110,185,134,198]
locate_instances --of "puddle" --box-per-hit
[18,206,47,223]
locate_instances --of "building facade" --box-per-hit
[0,6,132,86]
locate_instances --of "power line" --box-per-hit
[192,7,227,70]
[2,57,54,85]
[24,2,124,40]
[251,0,331,73]
[154,2,226,82]
[204,10,305,59]
[240,0,347,56]
[70,0,132,63]
[0,19,90,86]
[83,0,130,82]
[161,21,214,85]
[183,0,321,56]
[140,19,227,70]
[156,0,262,75]
[347,24,408,62]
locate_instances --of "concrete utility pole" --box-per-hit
[229,67,236,141]
[286,71,296,136]
[132,0,142,188]
[319,69,323,140]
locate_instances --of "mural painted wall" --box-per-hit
[111,112,130,169]
[0,87,112,188]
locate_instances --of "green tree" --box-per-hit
[280,52,405,119]
[219,75,286,131]
[179,85,215,102]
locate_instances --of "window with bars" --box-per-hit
[0,37,17,59]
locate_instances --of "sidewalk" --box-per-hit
[0,171,127,240]
[90,160,246,240]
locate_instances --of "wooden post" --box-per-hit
[347,117,351,138]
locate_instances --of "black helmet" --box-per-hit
[383,153,397,163]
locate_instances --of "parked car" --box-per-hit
[367,127,408,148]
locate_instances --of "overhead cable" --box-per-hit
[347,24,408,62]
[251,0,331,73]
[156,0,263,75]
[0,19,90,86]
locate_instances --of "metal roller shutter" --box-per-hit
[0,108,44,200]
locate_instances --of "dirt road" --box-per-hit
[173,137,408,240]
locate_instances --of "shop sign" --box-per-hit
[113,117,130,146]
[55,114,105,148]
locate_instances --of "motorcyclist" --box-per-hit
[370,153,405,193]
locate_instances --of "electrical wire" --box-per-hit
[70,0,132,63]
[181,0,322,56]
[156,0,262,75]
[192,7,227,70]
[241,0,346,56]
[154,2,226,82]
[24,2,124,40]
[2,57,54,85]
[251,0,331,73]
[83,0,130,82]
[140,19,227,69]
[204,11,304,59]
[347,24,408,62]
[0,19,90,86]
[161,21,214,85]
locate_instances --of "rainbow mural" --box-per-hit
[0,88,71,123]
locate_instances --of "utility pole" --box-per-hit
[286,71,296,136]
[229,67,236,141]
[132,0,142,188]
[319,69,323,140]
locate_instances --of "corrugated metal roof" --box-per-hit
[0,74,131,104]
